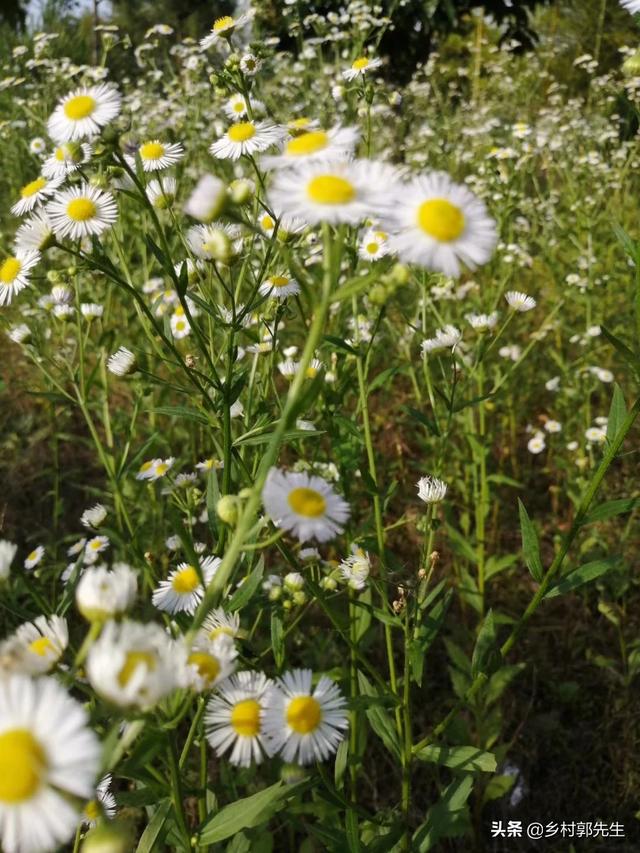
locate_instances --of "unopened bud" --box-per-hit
[216,494,239,526]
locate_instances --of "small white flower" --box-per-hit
[342,55,383,81]
[24,545,45,570]
[0,541,17,580]
[107,346,136,376]
[136,457,175,481]
[585,426,607,444]
[135,139,184,171]
[47,183,118,240]
[466,311,498,330]
[205,671,274,767]
[262,468,350,543]
[505,291,536,312]
[47,83,121,142]
[339,546,370,590]
[81,503,107,528]
[0,250,40,306]
[184,174,227,222]
[11,175,63,217]
[152,556,220,615]
[544,420,562,434]
[417,475,448,504]
[76,563,137,621]
[259,274,300,300]
[527,433,546,454]
[209,121,284,161]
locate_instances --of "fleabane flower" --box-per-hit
[0,674,101,853]
[86,619,178,709]
[152,556,221,615]
[268,159,398,227]
[107,346,136,376]
[0,615,68,675]
[358,228,390,261]
[47,83,121,142]
[201,608,242,642]
[263,668,348,764]
[262,126,360,170]
[135,139,184,171]
[14,212,54,253]
[505,290,536,312]
[42,142,92,178]
[416,475,448,504]
[83,774,116,827]
[223,93,264,120]
[11,175,62,217]
[209,121,284,161]
[184,174,228,222]
[80,503,107,529]
[146,177,177,209]
[262,467,350,543]
[342,55,383,81]
[421,325,462,355]
[0,250,40,307]
[259,274,300,300]
[339,546,371,590]
[200,11,254,49]
[24,545,45,570]
[184,634,237,692]
[0,541,17,581]
[135,457,175,481]
[205,671,274,767]
[466,311,498,330]
[383,171,497,277]
[76,563,137,622]
[47,184,117,240]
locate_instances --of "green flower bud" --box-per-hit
[216,494,239,526]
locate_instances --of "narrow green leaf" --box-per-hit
[471,609,500,679]
[415,744,497,773]
[412,776,473,851]
[518,499,544,582]
[227,559,264,612]
[199,782,292,844]
[607,384,627,442]
[270,611,284,669]
[357,673,401,761]
[136,799,172,853]
[583,497,640,525]
[544,557,622,599]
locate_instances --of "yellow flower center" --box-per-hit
[20,177,47,198]
[232,101,245,113]
[307,175,355,205]
[28,636,55,657]
[26,549,39,563]
[54,147,66,162]
[67,198,97,221]
[366,242,379,255]
[213,15,234,32]
[155,462,169,475]
[286,695,322,734]
[285,130,328,157]
[208,625,235,640]
[172,566,200,594]
[174,322,186,333]
[118,650,156,687]
[0,257,22,284]
[64,94,96,119]
[140,141,165,160]
[228,122,256,143]
[352,57,370,70]
[230,699,261,737]
[288,487,326,518]
[305,366,318,378]
[261,215,274,230]
[417,198,465,242]
[0,729,47,803]
[139,461,153,473]
[84,799,100,821]
[89,540,103,551]
[269,276,289,288]
[289,117,311,131]
[188,651,220,685]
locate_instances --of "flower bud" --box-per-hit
[216,494,239,526]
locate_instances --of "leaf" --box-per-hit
[412,775,473,851]
[471,609,500,679]
[227,559,264,612]
[415,744,497,773]
[607,384,627,442]
[136,799,172,853]
[357,672,401,761]
[149,405,210,424]
[583,497,640,525]
[199,782,294,844]
[601,325,638,372]
[485,663,527,707]
[482,773,516,805]
[405,406,440,437]
[270,611,284,669]
[354,586,372,641]
[518,499,544,582]
[411,588,452,685]
[369,366,399,393]
[206,468,221,540]
[334,739,349,791]
[445,524,478,564]
[485,553,519,581]
[544,557,622,599]
[323,334,357,355]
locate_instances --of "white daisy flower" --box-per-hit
[204,671,274,767]
[81,503,107,529]
[29,137,46,154]
[0,251,40,307]
[417,475,448,504]
[14,212,54,253]
[171,309,191,339]
[0,541,17,581]
[262,126,360,170]
[240,53,261,76]
[81,303,104,319]
[47,83,121,142]
[47,183,118,240]
[184,634,237,692]
[505,291,536,312]
[152,556,220,615]
[223,93,264,120]
[135,139,184,172]
[51,285,72,304]
[83,774,116,827]
[544,420,562,433]
[466,311,498,330]
[42,142,92,178]
[10,176,62,217]
[421,325,462,355]
[209,120,284,161]
[339,546,371,590]
[358,228,390,261]
[85,536,110,564]
[278,358,323,380]
[146,177,177,209]
[76,563,137,622]
[86,619,178,709]
[527,433,546,454]
[262,467,350,543]
[259,274,300,300]
[0,615,68,675]
[202,608,242,641]
[7,325,31,344]
[107,346,136,376]
[342,55,383,81]
[0,674,101,853]
[200,11,254,49]
[136,457,175,481]
[186,223,242,262]
[383,171,497,277]
[257,209,306,238]
[24,545,44,570]
[585,426,607,444]
[263,668,348,765]
[268,158,398,227]
[184,174,227,222]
